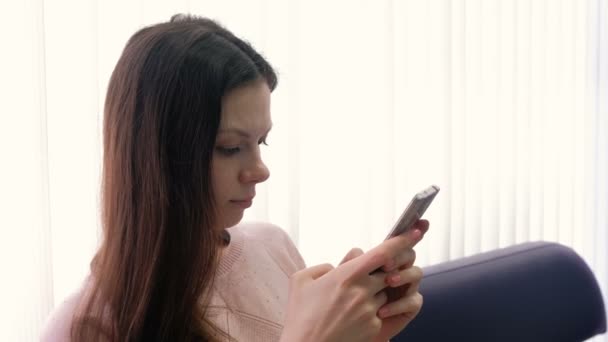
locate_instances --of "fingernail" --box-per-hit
[379,307,390,318]
[412,229,422,240]
[390,274,401,284]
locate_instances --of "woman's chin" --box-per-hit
[218,213,244,230]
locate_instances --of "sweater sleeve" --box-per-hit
[39,290,82,342]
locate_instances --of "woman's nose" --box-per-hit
[240,158,270,184]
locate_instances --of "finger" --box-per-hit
[353,263,415,296]
[405,281,420,296]
[296,263,334,282]
[367,270,394,294]
[378,292,423,319]
[382,248,415,272]
[411,219,430,235]
[362,230,423,276]
[385,266,423,288]
[397,248,416,269]
[373,288,389,312]
[341,249,393,281]
[339,247,364,265]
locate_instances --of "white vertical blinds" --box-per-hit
[0,0,605,340]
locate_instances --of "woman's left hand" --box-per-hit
[339,219,429,342]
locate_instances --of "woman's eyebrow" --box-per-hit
[217,125,273,138]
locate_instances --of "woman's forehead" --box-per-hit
[219,81,272,133]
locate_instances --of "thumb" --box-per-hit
[300,263,335,281]
[339,247,364,265]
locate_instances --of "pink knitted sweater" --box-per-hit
[40,222,306,341]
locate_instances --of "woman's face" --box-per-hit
[212,79,272,230]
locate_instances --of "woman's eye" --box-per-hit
[217,146,240,156]
[258,137,268,146]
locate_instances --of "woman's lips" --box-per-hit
[230,198,253,208]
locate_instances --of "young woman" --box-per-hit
[41,14,428,342]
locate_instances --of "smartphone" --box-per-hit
[384,185,440,240]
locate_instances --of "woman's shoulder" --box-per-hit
[233,222,306,270]
[234,222,293,245]
[39,286,86,342]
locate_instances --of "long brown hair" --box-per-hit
[71,14,277,341]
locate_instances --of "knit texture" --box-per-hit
[40,222,306,341]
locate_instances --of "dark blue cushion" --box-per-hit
[394,242,606,342]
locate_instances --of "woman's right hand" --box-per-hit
[280,229,424,342]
